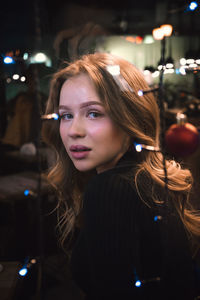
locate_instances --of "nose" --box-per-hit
[68,117,85,138]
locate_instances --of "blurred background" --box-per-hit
[0,0,200,299]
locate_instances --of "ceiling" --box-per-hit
[0,0,198,53]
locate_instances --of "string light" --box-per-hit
[24,189,36,197]
[41,113,59,120]
[135,280,142,287]
[138,90,144,97]
[188,1,198,11]
[137,87,159,96]
[20,76,26,82]
[134,143,160,152]
[154,215,163,221]
[13,74,20,80]
[134,143,142,152]
[19,267,28,276]
[3,56,14,64]
[18,257,37,277]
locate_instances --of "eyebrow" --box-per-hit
[58,101,103,110]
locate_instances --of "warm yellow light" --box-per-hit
[153,24,173,40]
[152,28,164,40]
[160,24,173,37]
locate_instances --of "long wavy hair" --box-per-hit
[42,52,200,249]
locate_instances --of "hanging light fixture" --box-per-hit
[165,36,174,73]
[153,24,173,73]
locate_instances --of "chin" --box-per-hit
[73,162,95,173]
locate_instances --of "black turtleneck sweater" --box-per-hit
[70,152,197,300]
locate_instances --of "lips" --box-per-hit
[70,145,91,152]
[69,145,91,160]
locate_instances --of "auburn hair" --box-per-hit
[42,52,200,248]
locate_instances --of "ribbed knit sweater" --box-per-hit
[70,151,196,300]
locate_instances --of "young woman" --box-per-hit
[42,52,200,299]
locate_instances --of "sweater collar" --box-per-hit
[115,149,139,170]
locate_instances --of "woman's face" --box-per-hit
[59,74,130,173]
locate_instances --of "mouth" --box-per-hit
[71,149,90,152]
[70,145,91,152]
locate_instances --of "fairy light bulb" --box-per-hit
[152,28,164,40]
[160,24,173,37]
[135,280,142,287]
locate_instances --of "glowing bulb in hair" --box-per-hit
[134,143,142,152]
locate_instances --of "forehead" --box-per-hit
[59,73,101,105]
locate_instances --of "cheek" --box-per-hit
[90,122,123,146]
[59,124,67,146]
[59,124,63,139]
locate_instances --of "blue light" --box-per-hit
[134,143,142,152]
[135,280,142,287]
[138,90,143,96]
[52,113,59,120]
[154,215,162,221]
[3,56,14,64]
[24,189,29,196]
[188,1,198,10]
[19,267,28,276]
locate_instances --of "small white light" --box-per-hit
[4,56,14,64]
[179,66,186,75]
[41,113,59,120]
[180,58,186,65]
[143,70,151,75]
[13,74,19,80]
[166,63,173,69]
[152,71,160,78]
[52,113,59,120]
[106,65,120,76]
[19,268,28,276]
[158,65,164,71]
[196,59,200,64]
[23,53,29,60]
[20,76,26,82]
[135,280,142,287]
[186,58,195,64]
[34,52,47,63]
[138,90,143,97]
[188,63,197,68]
[135,144,142,152]
[164,68,174,74]
[189,1,198,11]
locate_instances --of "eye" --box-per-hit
[59,113,73,120]
[87,111,102,119]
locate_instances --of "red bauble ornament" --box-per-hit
[165,113,200,157]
